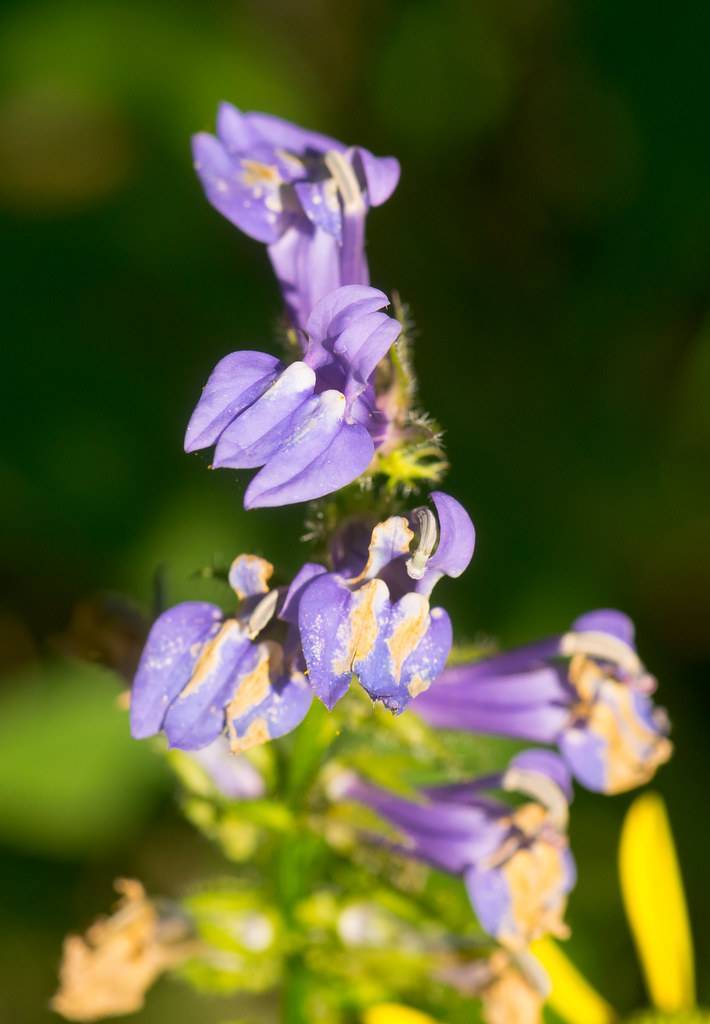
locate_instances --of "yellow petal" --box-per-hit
[362,1004,440,1024]
[619,791,695,1011]
[531,938,617,1023]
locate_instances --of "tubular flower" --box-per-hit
[414,609,672,795]
[340,750,576,950]
[192,103,400,327]
[286,491,475,712]
[130,554,312,753]
[185,285,402,508]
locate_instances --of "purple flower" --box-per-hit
[338,749,575,950]
[130,554,312,753]
[414,609,672,795]
[286,491,475,713]
[192,104,400,327]
[185,285,401,508]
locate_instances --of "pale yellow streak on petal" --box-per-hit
[618,792,695,1011]
[530,938,617,1024]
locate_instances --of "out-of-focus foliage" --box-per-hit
[0,660,168,856]
[2,0,709,1021]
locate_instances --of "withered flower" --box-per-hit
[52,879,196,1021]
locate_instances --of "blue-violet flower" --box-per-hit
[130,554,312,753]
[185,285,401,508]
[414,609,672,794]
[192,104,400,327]
[284,491,475,712]
[338,749,575,950]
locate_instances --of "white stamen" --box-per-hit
[560,630,642,675]
[512,949,552,998]
[406,507,438,580]
[246,589,279,639]
[324,149,365,214]
[502,767,569,829]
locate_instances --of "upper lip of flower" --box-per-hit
[183,285,406,508]
[294,493,474,711]
[191,104,400,244]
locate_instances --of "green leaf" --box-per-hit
[0,658,168,856]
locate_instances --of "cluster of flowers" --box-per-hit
[127,104,672,1010]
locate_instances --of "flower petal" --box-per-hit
[394,605,453,708]
[413,661,571,740]
[228,554,274,600]
[354,594,451,714]
[268,225,341,331]
[571,609,636,648]
[294,180,342,241]
[192,133,287,244]
[417,700,569,743]
[530,938,617,1024]
[335,311,401,398]
[414,492,475,595]
[212,361,315,469]
[278,562,327,625]
[345,777,503,873]
[362,1004,439,1024]
[619,793,695,1012]
[305,285,389,348]
[558,726,607,792]
[241,111,344,157]
[467,837,573,950]
[184,350,281,453]
[423,663,569,705]
[298,573,361,708]
[162,620,255,750]
[561,683,671,794]
[227,657,313,753]
[130,602,223,739]
[505,749,573,803]
[215,102,260,153]
[244,391,374,508]
[465,865,513,945]
[351,147,401,206]
[439,639,563,679]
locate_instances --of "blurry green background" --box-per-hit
[2,0,710,1020]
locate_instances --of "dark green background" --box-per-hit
[2,1,709,1020]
